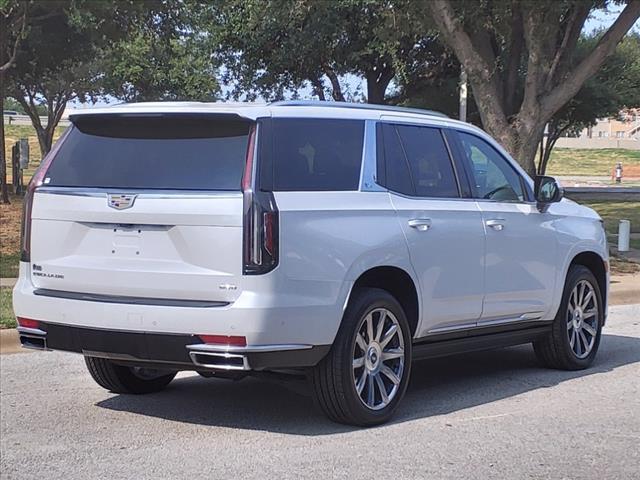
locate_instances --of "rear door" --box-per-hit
[29,114,252,304]
[377,122,485,337]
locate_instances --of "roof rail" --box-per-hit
[269,100,449,119]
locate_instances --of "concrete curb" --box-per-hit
[0,329,26,355]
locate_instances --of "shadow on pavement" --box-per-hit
[97,333,640,435]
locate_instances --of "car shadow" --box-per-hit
[96,333,640,436]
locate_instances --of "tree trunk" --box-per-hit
[481,116,544,177]
[366,81,386,104]
[324,68,345,102]
[365,65,394,105]
[311,78,326,101]
[36,126,54,157]
[0,70,9,204]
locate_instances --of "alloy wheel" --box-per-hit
[352,308,405,410]
[566,280,599,359]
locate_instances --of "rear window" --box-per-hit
[265,118,364,191]
[45,115,251,190]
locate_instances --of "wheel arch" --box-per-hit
[569,251,608,312]
[346,266,420,337]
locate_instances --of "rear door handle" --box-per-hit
[408,218,432,231]
[485,219,505,231]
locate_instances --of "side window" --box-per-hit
[270,118,364,191]
[458,132,525,202]
[378,123,459,198]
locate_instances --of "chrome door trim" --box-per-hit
[427,312,544,334]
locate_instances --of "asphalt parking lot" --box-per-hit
[1,304,639,480]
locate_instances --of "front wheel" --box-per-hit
[533,265,603,370]
[85,357,176,394]
[311,288,412,426]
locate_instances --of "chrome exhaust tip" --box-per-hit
[17,327,48,351]
[188,350,249,371]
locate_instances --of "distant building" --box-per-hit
[580,109,640,140]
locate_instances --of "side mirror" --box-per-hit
[534,175,563,211]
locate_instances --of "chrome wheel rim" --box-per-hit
[567,280,599,359]
[352,308,405,411]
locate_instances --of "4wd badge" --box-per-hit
[107,194,137,210]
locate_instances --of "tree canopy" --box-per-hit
[423,0,640,174]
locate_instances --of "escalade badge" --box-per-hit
[107,193,137,210]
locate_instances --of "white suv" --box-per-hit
[13,101,608,426]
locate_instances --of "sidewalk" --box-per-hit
[0,278,17,288]
[610,273,640,306]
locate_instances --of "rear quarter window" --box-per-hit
[265,118,364,191]
[45,115,251,190]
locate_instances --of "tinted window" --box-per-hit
[270,119,364,191]
[378,123,413,195]
[458,132,524,202]
[379,123,458,198]
[45,116,251,190]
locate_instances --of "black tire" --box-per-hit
[85,357,176,394]
[311,288,412,426]
[533,265,603,370]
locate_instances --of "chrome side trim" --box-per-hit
[476,314,542,328]
[33,289,229,308]
[517,312,544,321]
[427,321,477,334]
[35,186,243,199]
[186,343,313,354]
[427,312,544,334]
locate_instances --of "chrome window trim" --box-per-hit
[371,119,464,199]
[35,186,242,199]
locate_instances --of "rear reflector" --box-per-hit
[198,335,247,347]
[17,317,40,329]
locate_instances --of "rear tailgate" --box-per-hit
[28,113,251,304]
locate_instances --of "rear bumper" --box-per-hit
[13,262,349,347]
[17,322,329,371]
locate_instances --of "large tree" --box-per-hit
[423,0,640,175]
[100,2,219,102]
[208,0,431,103]
[7,2,100,156]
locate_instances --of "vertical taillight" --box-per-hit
[20,129,69,262]
[242,124,279,275]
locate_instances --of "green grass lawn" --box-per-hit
[582,200,640,234]
[0,288,16,329]
[0,252,20,278]
[547,148,640,176]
